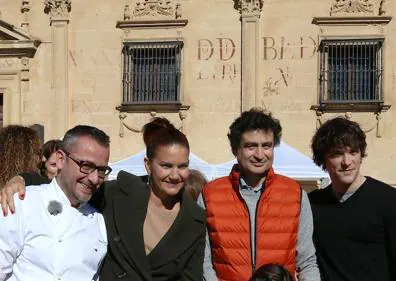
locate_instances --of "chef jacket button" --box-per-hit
[117,272,127,279]
[114,235,121,242]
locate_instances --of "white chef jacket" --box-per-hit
[0,179,107,281]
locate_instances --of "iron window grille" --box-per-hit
[122,41,183,105]
[319,39,383,105]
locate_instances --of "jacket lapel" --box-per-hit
[148,191,205,268]
[113,172,152,280]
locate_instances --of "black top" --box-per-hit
[309,177,396,281]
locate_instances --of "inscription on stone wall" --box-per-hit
[197,38,239,81]
[262,36,318,60]
[263,67,292,96]
[196,36,318,87]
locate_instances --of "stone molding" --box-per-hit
[379,0,387,15]
[330,0,375,15]
[235,0,264,17]
[312,15,392,25]
[124,0,182,20]
[116,19,187,29]
[44,0,71,21]
[134,0,174,18]
[118,0,187,29]
[21,0,31,31]
[0,19,41,58]
[117,106,189,136]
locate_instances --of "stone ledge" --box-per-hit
[312,16,392,25]
[116,102,190,113]
[116,19,188,30]
[310,102,391,113]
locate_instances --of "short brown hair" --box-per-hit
[184,169,207,200]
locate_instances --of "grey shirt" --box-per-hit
[197,177,321,281]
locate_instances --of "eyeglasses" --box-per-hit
[63,150,112,178]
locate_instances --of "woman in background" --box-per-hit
[40,139,62,179]
[0,125,41,189]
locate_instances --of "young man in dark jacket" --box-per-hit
[309,117,396,281]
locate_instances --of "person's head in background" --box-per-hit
[40,139,62,179]
[249,264,293,281]
[143,117,190,205]
[185,169,207,201]
[0,125,41,187]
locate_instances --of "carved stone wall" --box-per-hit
[236,0,264,16]
[330,0,387,16]
[44,0,71,21]
[125,0,182,20]
[20,0,30,31]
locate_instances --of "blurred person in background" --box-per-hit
[249,264,293,281]
[40,139,62,179]
[0,125,41,191]
[184,169,207,201]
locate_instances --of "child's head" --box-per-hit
[184,169,207,200]
[249,264,293,281]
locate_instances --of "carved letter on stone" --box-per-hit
[330,0,374,15]
[44,0,72,21]
[236,0,264,16]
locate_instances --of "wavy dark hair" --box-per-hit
[0,125,41,187]
[250,264,293,281]
[228,108,282,155]
[311,117,367,170]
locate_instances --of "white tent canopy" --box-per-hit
[109,150,214,180]
[213,142,328,181]
[109,142,328,182]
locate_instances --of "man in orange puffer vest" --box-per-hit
[197,108,320,281]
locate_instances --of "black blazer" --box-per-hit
[95,171,206,281]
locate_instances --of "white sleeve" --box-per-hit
[0,195,24,280]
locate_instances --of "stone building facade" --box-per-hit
[0,0,395,184]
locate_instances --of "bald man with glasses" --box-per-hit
[0,125,110,281]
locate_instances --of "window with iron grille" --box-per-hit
[122,41,182,105]
[319,39,383,105]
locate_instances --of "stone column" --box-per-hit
[45,0,71,138]
[237,0,263,111]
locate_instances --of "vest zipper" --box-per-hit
[240,198,255,273]
[253,189,265,273]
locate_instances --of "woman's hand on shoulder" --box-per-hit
[0,176,26,216]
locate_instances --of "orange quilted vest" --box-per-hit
[203,165,301,281]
